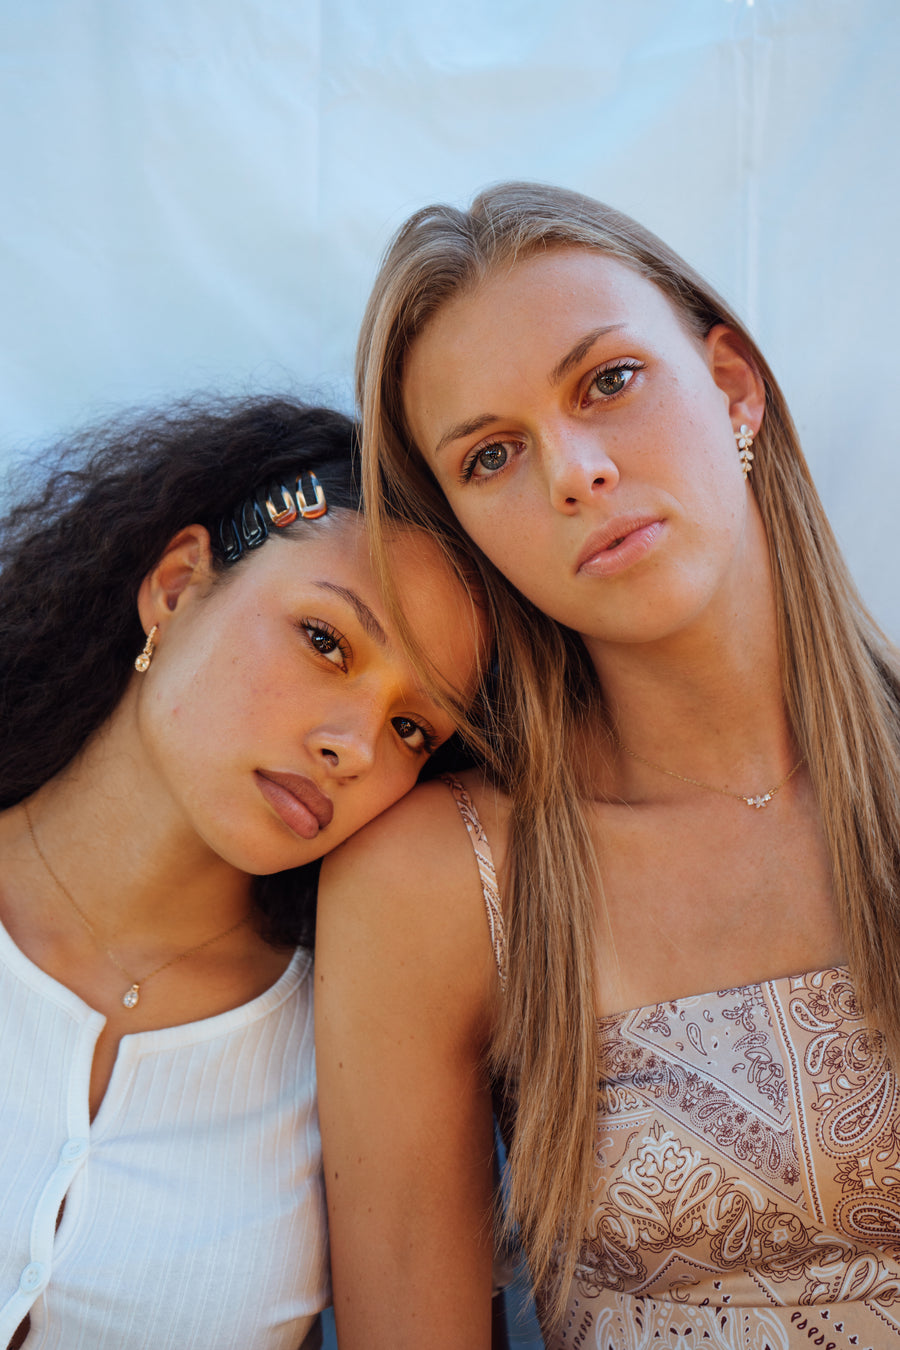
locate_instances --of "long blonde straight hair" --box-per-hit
[356,181,900,1321]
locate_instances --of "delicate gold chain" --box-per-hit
[24,802,249,1008]
[616,741,805,810]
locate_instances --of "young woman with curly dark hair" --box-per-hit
[0,396,485,1350]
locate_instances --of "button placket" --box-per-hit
[19,1262,47,1294]
[59,1137,89,1165]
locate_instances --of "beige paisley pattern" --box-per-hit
[551,970,900,1348]
[444,782,900,1350]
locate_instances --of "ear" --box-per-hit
[705,324,766,434]
[136,525,214,632]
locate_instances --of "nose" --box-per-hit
[543,426,619,512]
[307,714,379,780]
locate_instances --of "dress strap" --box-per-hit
[442,775,507,991]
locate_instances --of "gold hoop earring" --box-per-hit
[735,424,755,479]
[134,624,159,673]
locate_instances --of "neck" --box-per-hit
[10,697,253,941]
[585,535,798,789]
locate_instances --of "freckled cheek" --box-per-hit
[173,647,273,732]
[457,485,539,556]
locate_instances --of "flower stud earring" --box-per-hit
[735,424,755,479]
[134,624,159,673]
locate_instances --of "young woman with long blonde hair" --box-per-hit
[315,183,900,1349]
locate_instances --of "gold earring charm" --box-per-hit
[735,424,755,478]
[134,624,159,673]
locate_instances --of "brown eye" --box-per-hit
[391,717,432,753]
[301,621,349,670]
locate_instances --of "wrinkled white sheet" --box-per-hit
[1,0,897,632]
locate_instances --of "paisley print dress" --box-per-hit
[446,778,900,1350]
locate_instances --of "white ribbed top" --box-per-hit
[0,918,329,1349]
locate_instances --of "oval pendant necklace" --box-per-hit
[24,803,248,1008]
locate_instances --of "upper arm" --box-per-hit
[314,780,502,1350]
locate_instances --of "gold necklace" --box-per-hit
[24,802,249,1009]
[617,740,805,810]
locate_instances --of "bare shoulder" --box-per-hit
[316,776,504,1040]
[322,776,472,879]
[316,775,502,1348]
[319,776,495,916]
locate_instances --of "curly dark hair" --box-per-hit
[0,396,366,947]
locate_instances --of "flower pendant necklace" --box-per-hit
[617,741,805,809]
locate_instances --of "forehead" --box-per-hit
[238,510,462,606]
[468,248,668,322]
[231,509,372,588]
[404,248,691,409]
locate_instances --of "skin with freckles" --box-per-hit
[134,512,481,878]
[0,395,489,1350]
[0,510,485,1118]
[316,244,845,1350]
[403,249,765,653]
[400,248,839,1010]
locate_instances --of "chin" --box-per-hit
[583,592,721,648]
[200,828,315,878]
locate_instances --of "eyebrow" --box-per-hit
[312,582,387,647]
[549,324,626,385]
[434,413,500,457]
[431,324,627,455]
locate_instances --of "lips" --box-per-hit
[575,515,664,578]
[255,770,334,840]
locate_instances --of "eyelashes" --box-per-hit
[459,438,520,483]
[300,619,351,670]
[390,716,438,755]
[585,359,643,403]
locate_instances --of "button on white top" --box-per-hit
[59,1138,89,1164]
[19,1262,47,1293]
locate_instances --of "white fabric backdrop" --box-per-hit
[2,0,897,633]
